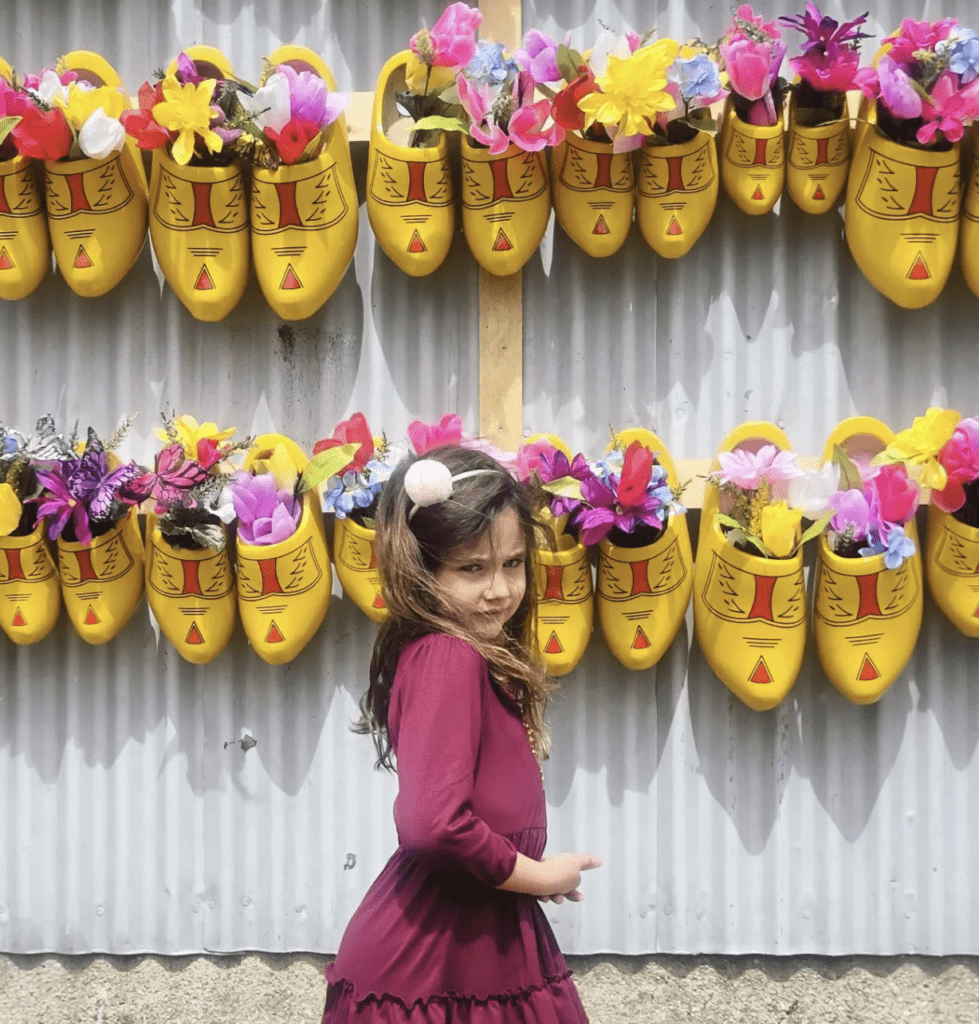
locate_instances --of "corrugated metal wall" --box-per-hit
[2,0,979,956]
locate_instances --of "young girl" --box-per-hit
[322,443,601,1023]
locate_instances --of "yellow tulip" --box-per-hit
[57,83,126,131]
[761,501,802,558]
[578,39,680,138]
[153,75,223,166]
[0,482,22,537]
[154,414,236,460]
[885,407,960,463]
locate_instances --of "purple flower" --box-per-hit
[279,64,348,130]
[34,464,93,545]
[175,52,207,87]
[877,55,922,121]
[230,472,300,546]
[780,3,871,51]
[514,29,566,85]
[828,488,871,540]
[538,449,591,517]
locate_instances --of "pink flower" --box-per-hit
[877,54,922,121]
[507,97,564,151]
[916,72,979,146]
[719,36,785,125]
[868,464,919,526]
[515,439,558,482]
[408,413,464,455]
[789,42,878,97]
[933,418,979,513]
[714,444,804,492]
[728,4,782,42]
[412,2,483,69]
[887,18,958,69]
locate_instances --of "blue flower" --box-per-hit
[677,54,722,101]
[591,448,624,484]
[949,30,979,85]
[2,435,18,454]
[465,41,519,86]
[882,527,916,571]
[321,470,375,519]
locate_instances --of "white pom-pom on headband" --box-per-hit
[404,459,500,520]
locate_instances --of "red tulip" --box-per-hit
[266,117,321,165]
[552,67,600,132]
[10,105,72,161]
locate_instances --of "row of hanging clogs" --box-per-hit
[0,47,358,321]
[4,420,978,702]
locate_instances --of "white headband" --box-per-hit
[404,459,500,520]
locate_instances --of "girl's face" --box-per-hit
[433,506,527,640]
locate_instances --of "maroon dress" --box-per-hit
[323,633,588,1024]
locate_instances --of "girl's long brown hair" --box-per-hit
[354,444,553,770]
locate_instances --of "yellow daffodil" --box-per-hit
[57,84,126,131]
[0,482,22,537]
[252,443,298,493]
[578,39,680,137]
[760,501,802,558]
[883,407,960,492]
[153,75,223,166]
[154,414,236,460]
[405,53,454,95]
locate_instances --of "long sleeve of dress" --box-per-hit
[389,634,519,888]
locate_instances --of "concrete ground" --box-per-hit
[1,953,977,1023]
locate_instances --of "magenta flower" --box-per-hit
[933,418,979,512]
[175,52,207,86]
[230,472,300,546]
[408,413,464,455]
[789,42,878,97]
[412,2,482,69]
[714,444,804,492]
[868,464,919,526]
[720,36,785,125]
[515,439,557,481]
[877,54,923,121]
[537,448,592,518]
[780,3,871,50]
[917,71,979,145]
[34,465,93,546]
[888,18,958,70]
[457,73,509,153]
[507,97,564,151]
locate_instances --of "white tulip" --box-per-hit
[240,73,291,133]
[78,108,125,159]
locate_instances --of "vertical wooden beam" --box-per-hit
[477,0,523,451]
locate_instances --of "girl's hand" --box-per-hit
[537,852,602,899]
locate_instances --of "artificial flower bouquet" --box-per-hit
[32,420,147,643]
[845,19,979,306]
[128,47,250,320]
[779,3,877,213]
[718,4,789,214]
[883,408,979,637]
[0,416,73,644]
[137,413,247,663]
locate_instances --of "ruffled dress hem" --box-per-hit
[322,971,589,1024]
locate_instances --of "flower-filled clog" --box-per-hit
[333,515,387,623]
[43,51,148,297]
[719,97,786,215]
[366,50,455,277]
[461,136,550,276]
[235,434,331,664]
[693,423,806,710]
[519,432,594,676]
[57,505,145,644]
[250,46,358,320]
[0,57,52,301]
[550,131,634,258]
[785,90,850,214]
[845,100,960,308]
[145,513,236,663]
[0,521,61,645]
[146,47,249,321]
[594,429,692,670]
[812,417,922,704]
[636,124,718,258]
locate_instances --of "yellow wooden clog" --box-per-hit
[460,135,550,276]
[636,127,718,258]
[785,90,850,214]
[333,514,387,623]
[44,51,148,297]
[236,434,331,664]
[149,47,249,321]
[145,514,236,663]
[0,520,61,644]
[813,417,922,704]
[845,97,960,308]
[959,136,979,302]
[0,57,51,300]
[57,505,144,644]
[251,46,358,320]
[550,131,633,257]
[719,98,785,215]
[523,432,593,676]
[596,428,692,671]
[924,503,979,638]
[693,422,805,710]
[366,50,454,277]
